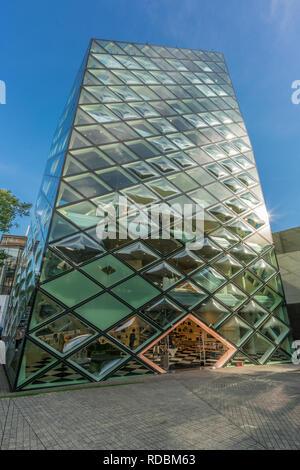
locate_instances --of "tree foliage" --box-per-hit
[0,249,7,267]
[0,189,31,233]
[0,189,32,267]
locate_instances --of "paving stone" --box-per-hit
[0,365,299,450]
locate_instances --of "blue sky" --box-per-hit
[1,0,299,235]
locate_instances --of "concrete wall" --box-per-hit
[273,226,300,339]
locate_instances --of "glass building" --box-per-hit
[3,39,292,391]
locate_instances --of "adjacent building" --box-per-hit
[273,226,300,340]
[3,39,292,391]
[0,235,27,329]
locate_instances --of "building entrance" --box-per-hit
[143,318,229,372]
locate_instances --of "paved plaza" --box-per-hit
[0,364,299,450]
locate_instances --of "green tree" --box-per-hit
[0,189,32,266]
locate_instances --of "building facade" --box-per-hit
[0,235,27,330]
[3,39,292,391]
[273,226,300,340]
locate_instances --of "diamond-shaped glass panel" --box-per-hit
[212,254,243,278]
[209,227,239,250]
[68,337,128,381]
[237,300,269,328]
[80,104,119,123]
[51,232,104,265]
[168,249,204,274]
[214,283,248,310]
[232,270,263,295]
[259,317,289,345]
[249,259,276,282]
[101,142,137,163]
[125,161,158,180]
[267,274,284,296]
[96,168,136,190]
[115,241,159,270]
[144,236,182,255]
[192,266,226,293]
[76,124,116,145]
[143,261,183,290]
[241,333,275,364]
[217,316,253,346]
[168,281,208,308]
[193,298,231,328]
[225,197,248,214]
[29,291,64,330]
[81,254,133,287]
[109,314,158,351]
[32,314,96,355]
[75,292,132,330]
[228,219,253,239]
[57,201,101,229]
[40,249,72,282]
[208,204,235,223]
[193,237,223,262]
[22,363,88,389]
[108,358,155,379]
[188,188,218,209]
[112,276,160,309]
[146,178,180,199]
[230,243,257,266]
[70,148,113,170]
[41,270,101,308]
[56,182,83,206]
[244,211,266,230]
[122,185,159,205]
[141,297,185,329]
[17,340,56,387]
[253,285,282,311]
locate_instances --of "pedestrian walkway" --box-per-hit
[0,366,10,395]
[0,364,299,450]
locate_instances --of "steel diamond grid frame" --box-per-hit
[3,38,292,391]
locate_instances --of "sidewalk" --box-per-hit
[0,366,10,395]
[0,364,299,450]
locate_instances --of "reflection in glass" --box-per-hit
[33,314,96,355]
[143,262,183,290]
[116,241,159,269]
[109,315,158,351]
[260,316,289,344]
[29,291,64,329]
[51,232,104,265]
[69,337,128,380]
[141,297,185,328]
[217,316,253,346]
[241,333,275,364]
[40,249,71,282]
[214,282,247,310]
[168,281,208,308]
[193,299,231,328]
